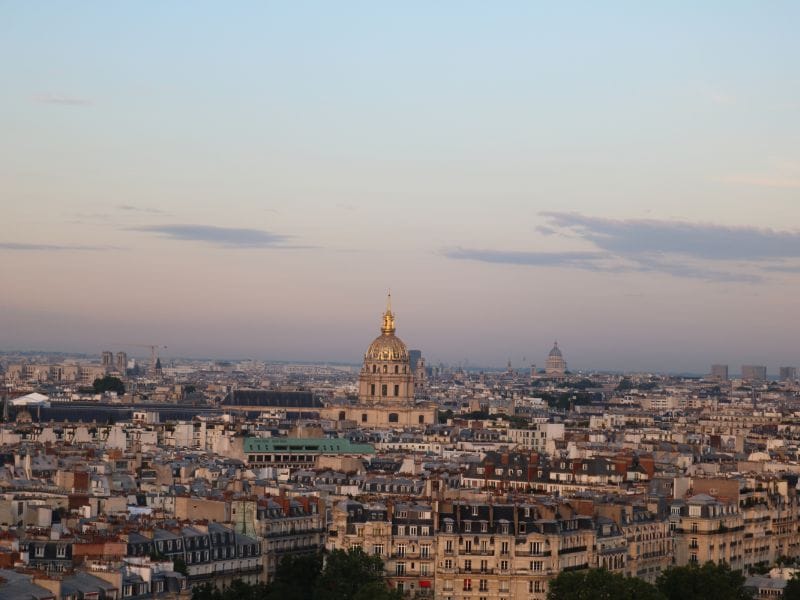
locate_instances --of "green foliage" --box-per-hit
[252,549,400,600]
[547,568,665,600]
[93,375,125,395]
[314,548,401,600]
[615,378,634,392]
[437,409,454,423]
[173,556,188,576]
[784,572,800,600]
[264,553,323,600]
[191,580,267,600]
[656,562,752,600]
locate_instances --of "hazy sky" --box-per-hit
[2,2,799,372]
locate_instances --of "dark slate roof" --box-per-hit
[222,390,323,408]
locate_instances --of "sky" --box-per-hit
[1,2,799,372]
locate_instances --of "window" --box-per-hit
[56,545,66,558]
[34,545,44,557]
[389,413,399,423]
[500,541,509,555]
[383,365,388,373]
[500,560,509,571]
[479,579,488,591]
[465,521,472,533]
[395,365,399,373]
[397,544,406,557]
[421,544,430,558]
[445,539,454,552]
[371,384,375,396]
[463,579,472,591]
[464,559,472,572]
[421,526,430,536]
[396,562,406,576]
[397,525,406,536]
[409,526,418,536]
[444,559,453,569]
[373,544,384,556]
[394,384,400,396]
[418,415,425,424]
[362,413,368,423]
[472,506,479,516]
[381,384,388,396]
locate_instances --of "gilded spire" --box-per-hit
[381,291,395,335]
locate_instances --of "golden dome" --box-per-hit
[365,293,409,362]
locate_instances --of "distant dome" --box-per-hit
[549,342,562,357]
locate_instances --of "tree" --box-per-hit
[264,553,323,600]
[173,556,188,576]
[547,568,665,600]
[93,375,125,395]
[656,562,752,600]
[784,572,800,600]
[313,548,402,600]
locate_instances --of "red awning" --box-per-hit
[420,581,431,588]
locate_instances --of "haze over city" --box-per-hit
[2,3,799,371]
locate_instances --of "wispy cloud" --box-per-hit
[118,204,166,214]
[0,242,115,251]
[445,213,800,283]
[443,248,611,269]
[541,212,800,261]
[128,224,293,248]
[717,175,800,190]
[35,93,92,107]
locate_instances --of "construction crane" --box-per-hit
[114,344,167,373]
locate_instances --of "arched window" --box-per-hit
[389,413,399,423]
[383,365,388,373]
[395,365,399,374]
[372,364,377,373]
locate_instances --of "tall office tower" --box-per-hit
[780,366,797,381]
[710,364,729,381]
[741,365,767,381]
[116,352,128,374]
[101,351,113,367]
[409,349,422,373]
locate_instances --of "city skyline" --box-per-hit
[2,3,800,371]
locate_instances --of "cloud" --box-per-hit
[118,204,166,214]
[0,242,115,251]
[444,248,612,270]
[445,213,800,283]
[717,176,800,190]
[35,93,92,106]
[541,212,800,261]
[128,224,292,248]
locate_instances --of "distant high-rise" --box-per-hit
[409,349,422,373]
[741,365,767,382]
[545,342,567,377]
[101,350,113,368]
[116,351,128,374]
[710,364,729,381]
[780,366,797,381]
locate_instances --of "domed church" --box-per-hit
[358,295,414,404]
[326,294,436,427]
[545,341,567,377]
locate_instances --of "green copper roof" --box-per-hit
[243,437,375,454]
